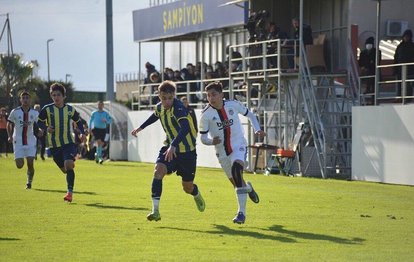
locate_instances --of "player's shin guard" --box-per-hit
[151,179,162,212]
[231,162,244,188]
[66,169,75,193]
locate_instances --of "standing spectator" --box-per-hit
[34,104,46,160]
[37,83,86,202]
[89,101,112,164]
[394,29,414,99]
[288,17,313,69]
[0,107,9,157]
[130,80,205,221]
[359,37,381,95]
[7,91,42,189]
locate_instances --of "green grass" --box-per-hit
[1,156,414,261]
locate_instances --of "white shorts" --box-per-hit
[13,144,37,159]
[218,145,247,179]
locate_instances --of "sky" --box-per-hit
[0,0,160,92]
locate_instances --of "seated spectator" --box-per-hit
[267,21,288,68]
[226,45,243,71]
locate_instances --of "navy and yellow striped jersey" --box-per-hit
[38,103,81,148]
[154,99,197,153]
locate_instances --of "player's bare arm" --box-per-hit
[255,130,266,138]
[131,127,143,137]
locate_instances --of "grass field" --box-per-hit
[1,156,414,261]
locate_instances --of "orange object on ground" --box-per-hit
[276,148,295,158]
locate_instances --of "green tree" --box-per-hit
[0,54,37,107]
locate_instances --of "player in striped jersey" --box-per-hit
[7,90,42,189]
[37,83,86,202]
[199,82,266,224]
[131,80,205,221]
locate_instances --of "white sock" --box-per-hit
[152,198,160,212]
[235,187,247,214]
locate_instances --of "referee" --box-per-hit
[89,101,112,164]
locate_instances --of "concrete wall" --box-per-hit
[116,81,139,102]
[352,104,414,185]
[127,109,250,168]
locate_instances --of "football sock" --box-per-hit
[97,146,102,158]
[151,179,162,211]
[191,184,199,196]
[66,169,75,193]
[27,171,34,184]
[236,187,248,214]
[231,162,244,187]
[246,182,252,192]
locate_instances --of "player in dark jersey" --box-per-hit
[131,80,205,221]
[38,83,86,202]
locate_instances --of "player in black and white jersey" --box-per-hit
[199,82,266,224]
[7,90,42,189]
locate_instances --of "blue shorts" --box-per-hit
[156,146,197,182]
[50,143,77,168]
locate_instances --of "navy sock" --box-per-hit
[191,184,199,196]
[66,169,75,193]
[151,178,162,199]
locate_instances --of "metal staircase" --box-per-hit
[228,39,360,178]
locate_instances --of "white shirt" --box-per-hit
[8,107,39,147]
[199,100,261,158]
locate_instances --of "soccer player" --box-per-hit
[131,80,205,221]
[37,83,86,202]
[199,82,265,224]
[88,101,112,164]
[7,90,42,189]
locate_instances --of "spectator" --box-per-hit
[394,29,414,99]
[0,107,9,157]
[359,37,381,95]
[180,96,198,133]
[226,45,243,71]
[288,17,313,69]
[267,21,288,68]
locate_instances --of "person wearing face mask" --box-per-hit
[359,37,381,96]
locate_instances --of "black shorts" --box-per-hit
[50,143,77,168]
[92,128,106,141]
[156,146,197,182]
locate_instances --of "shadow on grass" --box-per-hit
[85,202,148,211]
[267,225,365,244]
[0,237,21,241]
[33,188,97,195]
[159,224,295,242]
[159,224,365,244]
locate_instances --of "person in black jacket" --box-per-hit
[359,37,381,94]
[288,18,313,69]
[394,29,414,98]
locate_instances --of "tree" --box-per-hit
[0,54,36,107]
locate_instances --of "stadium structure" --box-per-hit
[121,0,414,185]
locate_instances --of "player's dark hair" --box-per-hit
[205,81,223,93]
[50,83,66,97]
[158,80,176,94]
[19,90,30,97]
